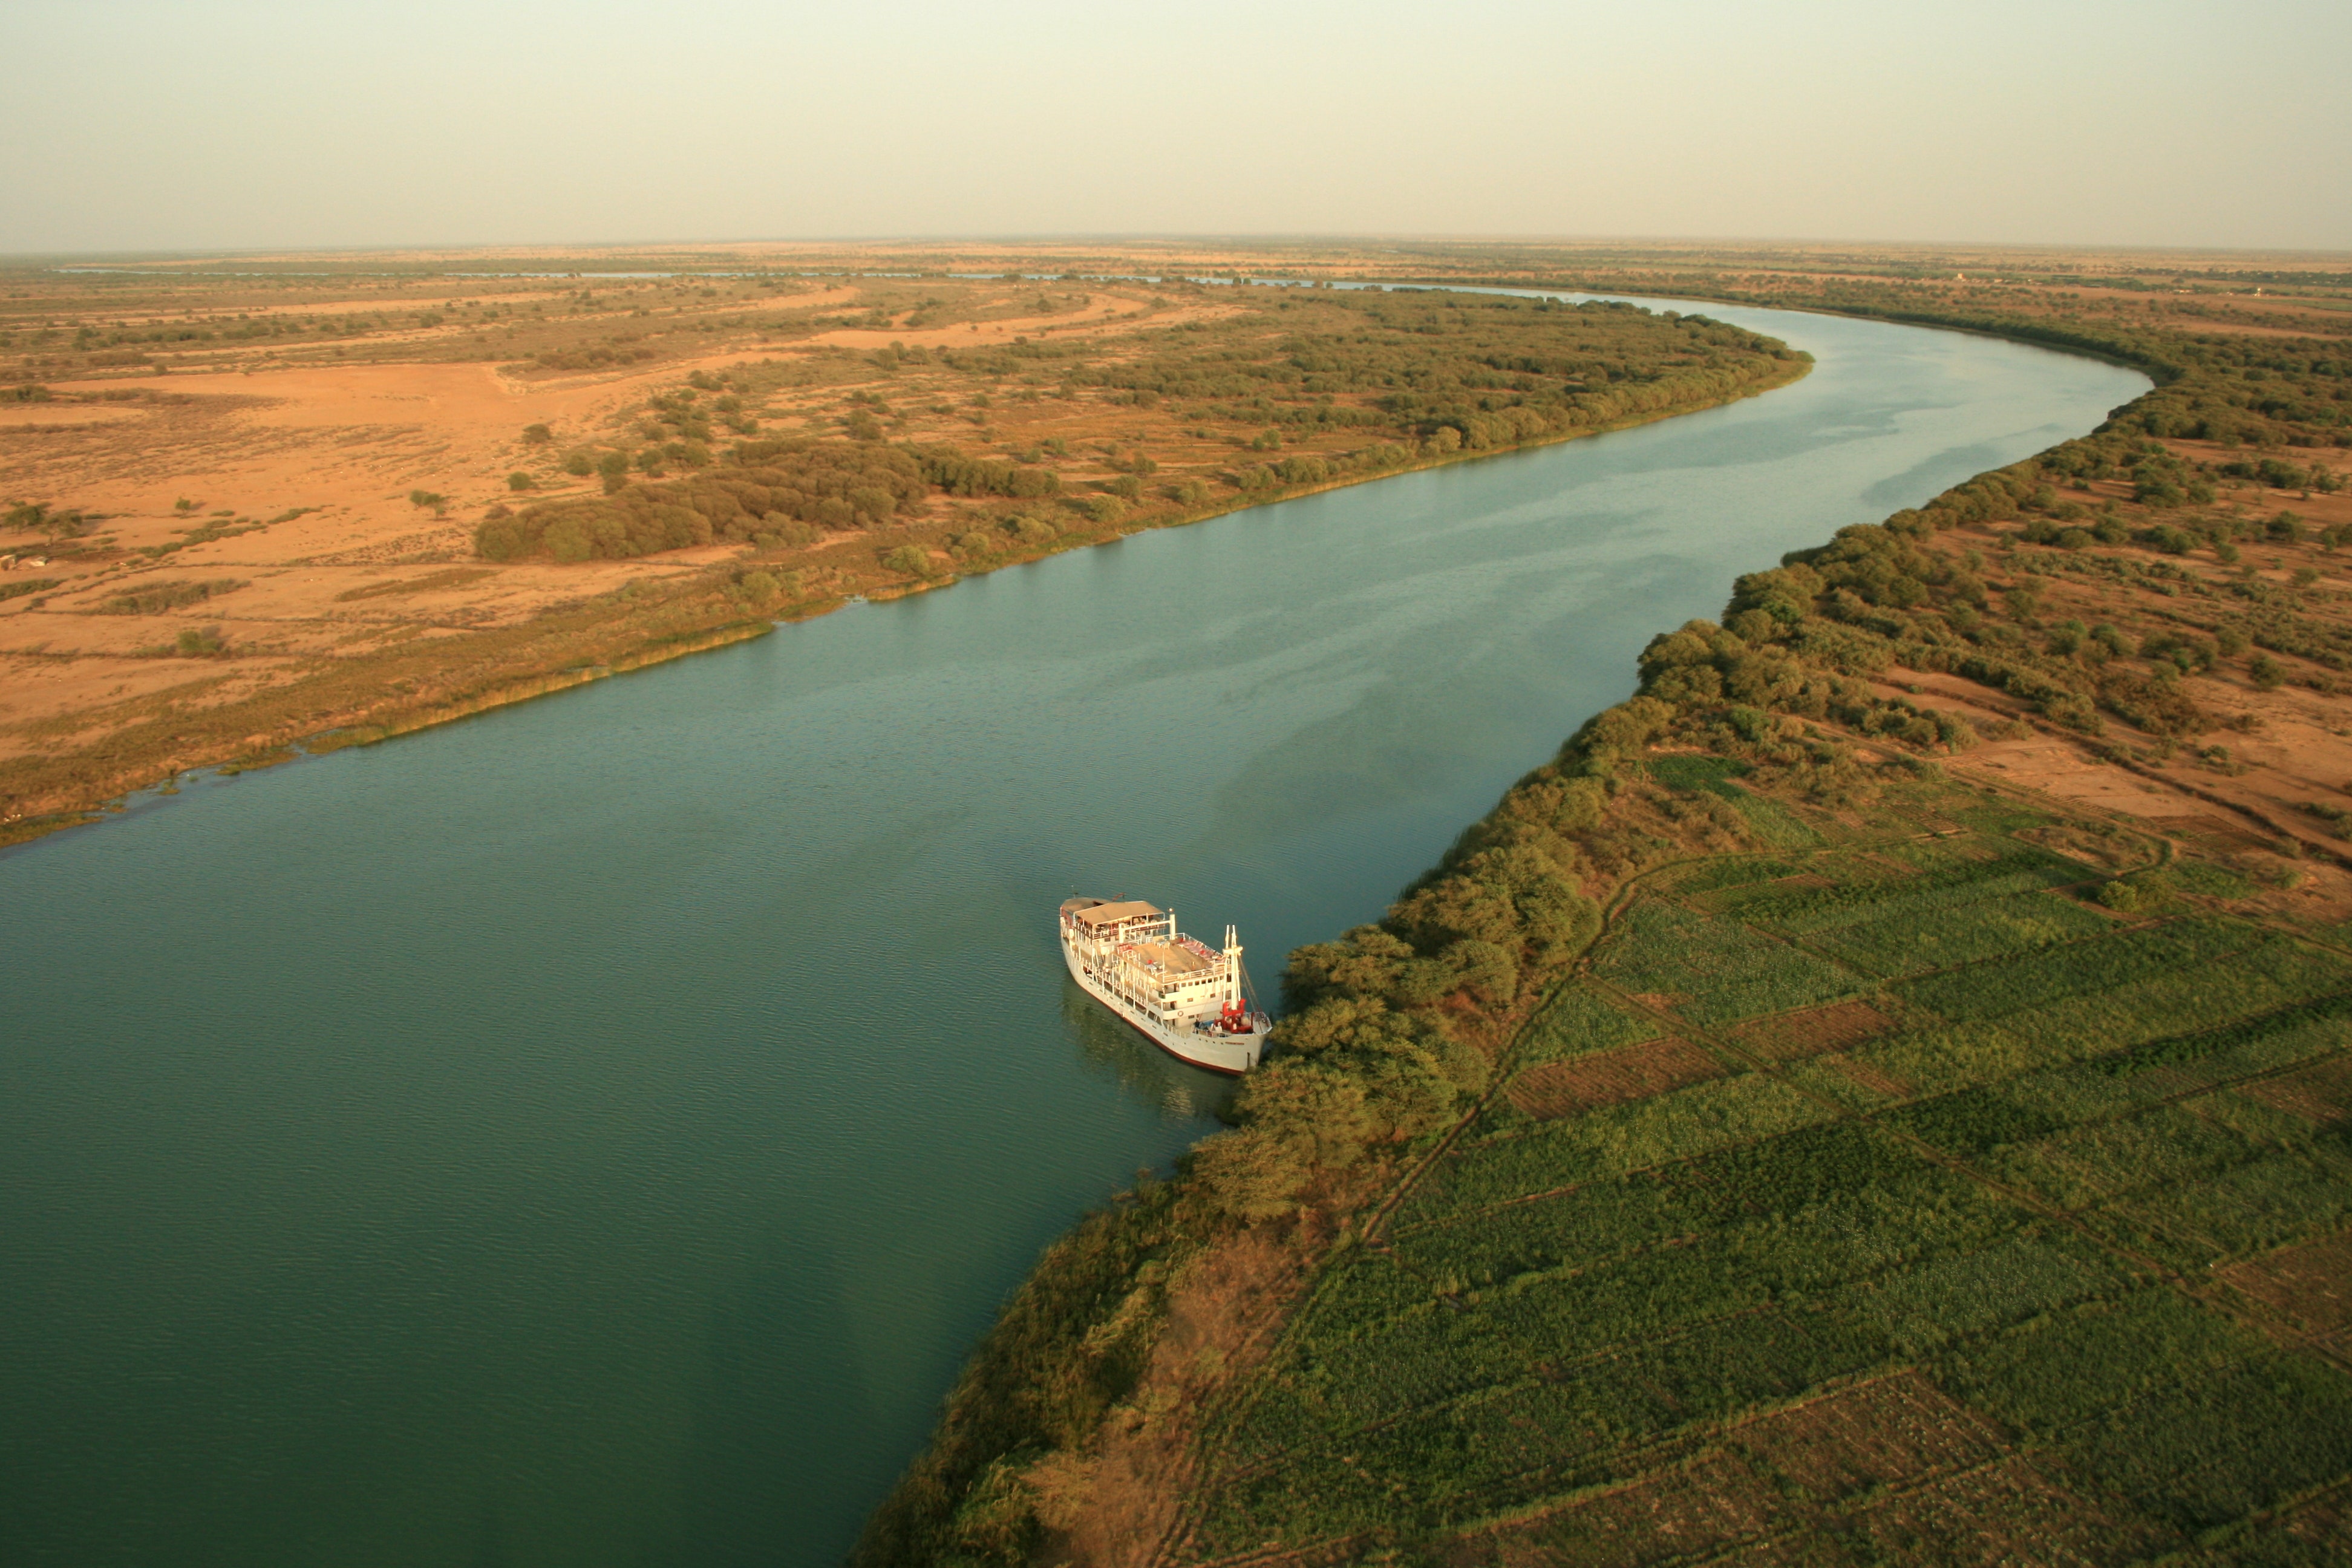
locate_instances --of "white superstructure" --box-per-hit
[1058,897,1271,1074]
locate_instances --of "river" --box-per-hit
[0,300,2145,1567]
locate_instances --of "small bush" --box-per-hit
[506,472,535,492]
[2097,872,2180,913]
[1007,514,1058,546]
[97,578,244,615]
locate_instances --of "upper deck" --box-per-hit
[1119,937,1220,976]
[1066,899,1163,932]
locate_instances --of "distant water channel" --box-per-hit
[0,301,2143,1567]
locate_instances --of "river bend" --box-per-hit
[0,301,2145,1567]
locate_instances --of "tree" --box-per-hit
[5,501,86,543]
[1189,1126,1312,1221]
[506,472,535,491]
[408,489,448,517]
[521,423,552,445]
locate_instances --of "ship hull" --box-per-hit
[1060,932,1266,1075]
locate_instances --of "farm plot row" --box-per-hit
[1856,924,2352,1098]
[1438,1373,2185,1567]
[1194,1302,1889,1552]
[1590,900,1865,1027]
[1417,913,2348,1230]
[1698,831,2143,976]
[1933,1288,2352,1538]
[1397,1065,1836,1223]
[1201,1139,2352,1553]
[1187,832,2352,1557]
[1592,842,2157,1035]
[1209,1129,2003,1452]
[1644,756,1828,854]
[1716,841,2085,933]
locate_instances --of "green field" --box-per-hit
[1171,780,2352,1562]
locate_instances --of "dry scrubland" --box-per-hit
[0,258,1798,837]
[838,244,2352,1567]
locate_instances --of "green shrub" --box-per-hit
[97,577,245,615]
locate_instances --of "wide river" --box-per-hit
[0,300,2143,1567]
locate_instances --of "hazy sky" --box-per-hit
[7,0,2346,255]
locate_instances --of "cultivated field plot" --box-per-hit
[1174,780,2352,1563]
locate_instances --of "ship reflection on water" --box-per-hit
[1059,973,1236,1123]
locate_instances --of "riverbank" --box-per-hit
[1,273,1804,846]
[853,266,2352,1563]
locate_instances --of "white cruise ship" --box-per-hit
[1058,897,1272,1074]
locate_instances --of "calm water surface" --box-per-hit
[0,303,2145,1566]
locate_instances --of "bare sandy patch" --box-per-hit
[1509,1037,1723,1120]
[1949,734,2190,817]
[0,403,152,429]
[1732,1000,1896,1062]
[1465,1447,1782,1564]
[1826,1055,1912,1098]
[2239,1057,2352,1127]
[1736,1371,2008,1500]
[1872,668,2027,731]
[796,292,1232,353]
[2218,1226,2352,1344]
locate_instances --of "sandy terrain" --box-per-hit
[1834,471,2352,916]
[0,404,149,428]
[0,271,1243,764]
